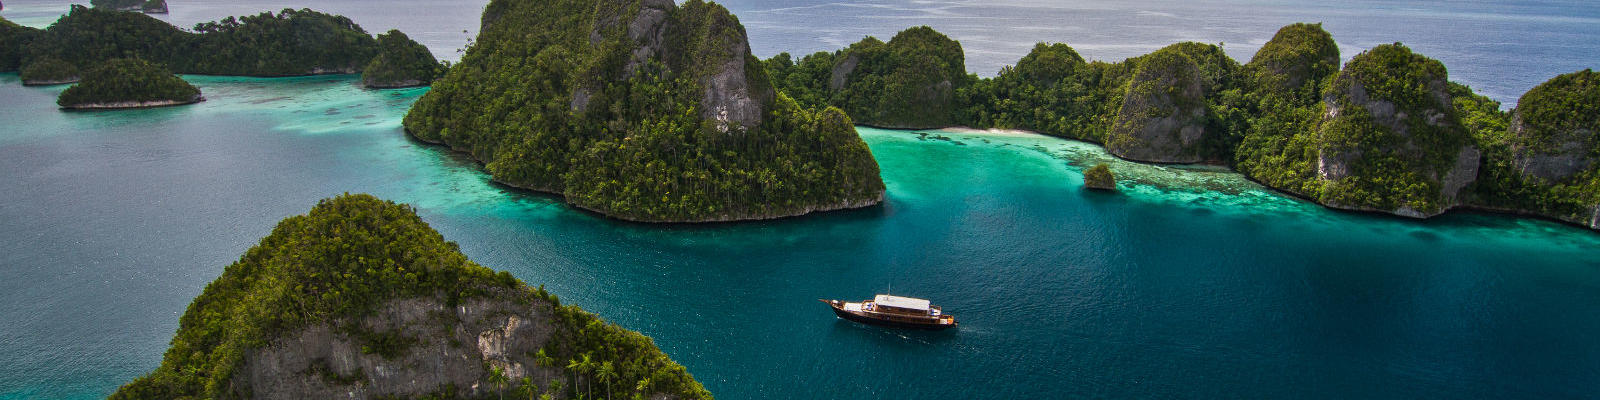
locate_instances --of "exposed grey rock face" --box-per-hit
[576,0,767,132]
[829,54,860,91]
[1440,146,1481,203]
[698,22,767,133]
[1107,51,1211,163]
[1591,204,1599,229]
[1314,56,1478,218]
[235,290,565,400]
[1316,148,1356,181]
[1509,114,1594,183]
[623,0,671,77]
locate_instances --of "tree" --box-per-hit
[517,376,537,400]
[488,366,509,400]
[595,361,617,400]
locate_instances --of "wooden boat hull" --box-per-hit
[822,299,957,330]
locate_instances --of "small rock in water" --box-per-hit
[1084,163,1117,191]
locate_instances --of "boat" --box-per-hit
[819,294,957,330]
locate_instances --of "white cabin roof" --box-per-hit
[874,294,931,311]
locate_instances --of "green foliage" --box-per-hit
[1466,72,1600,221]
[769,26,969,128]
[953,42,1120,142]
[1313,43,1469,213]
[1083,163,1115,190]
[956,41,1237,162]
[1510,69,1600,154]
[22,5,386,77]
[763,50,837,110]
[185,8,378,76]
[1248,22,1340,96]
[24,5,189,70]
[0,17,41,72]
[1230,23,1340,199]
[766,21,1589,222]
[108,194,710,399]
[405,0,884,222]
[109,194,510,399]
[19,57,78,83]
[1337,43,1451,113]
[362,29,445,88]
[56,58,199,107]
[1105,43,1234,162]
[346,325,418,360]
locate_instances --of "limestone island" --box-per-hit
[767,23,1599,230]
[404,0,885,223]
[91,0,167,14]
[108,194,711,399]
[20,57,79,86]
[57,58,202,110]
[362,29,445,89]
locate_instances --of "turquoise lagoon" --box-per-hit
[0,74,1596,399]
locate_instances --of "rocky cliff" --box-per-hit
[1509,70,1599,184]
[405,0,884,223]
[1314,43,1478,217]
[1464,69,1600,229]
[1107,47,1212,163]
[110,194,711,399]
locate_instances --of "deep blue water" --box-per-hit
[1,1,1599,399]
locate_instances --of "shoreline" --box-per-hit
[22,78,79,86]
[61,96,205,110]
[903,125,1600,232]
[403,130,887,224]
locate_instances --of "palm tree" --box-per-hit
[578,353,595,399]
[518,376,537,400]
[595,361,617,400]
[565,358,582,399]
[488,366,509,400]
[535,349,556,384]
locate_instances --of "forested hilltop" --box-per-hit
[56,58,202,109]
[405,0,885,222]
[764,26,971,129]
[111,194,712,400]
[363,30,446,88]
[4,6,440,87]
[764,23,1598,229]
